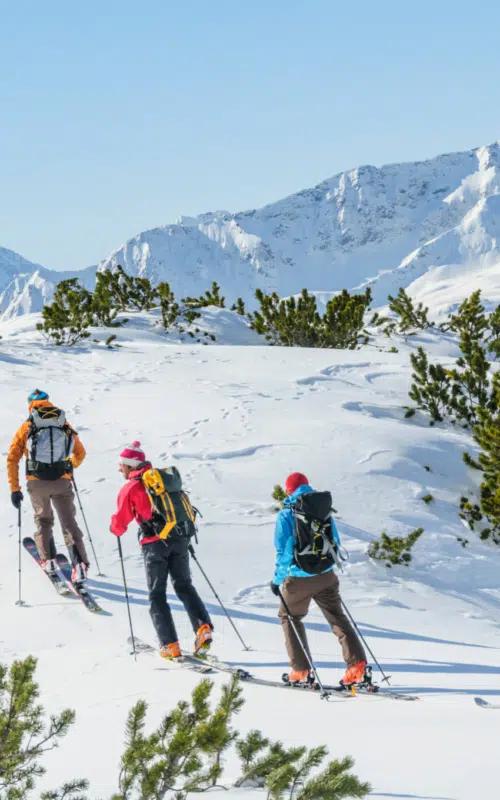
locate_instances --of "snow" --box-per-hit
[3,141,500,321]
[1,314,500,800]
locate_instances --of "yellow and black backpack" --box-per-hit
[141,466,196,540]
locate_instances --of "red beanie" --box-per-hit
[119,440,146,467]
[285,472,309,495]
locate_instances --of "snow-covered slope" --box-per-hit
[0,320,499,799]
[3,141,500,321]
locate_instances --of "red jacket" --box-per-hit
[110,465,157,544]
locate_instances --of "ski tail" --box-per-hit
[23,537,71,596]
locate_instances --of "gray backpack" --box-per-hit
[27,406,75,481]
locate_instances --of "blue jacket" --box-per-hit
[273,484,341,586]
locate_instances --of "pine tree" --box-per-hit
[0,656,84,799]
[321,288,372,349]
[387,288,430,335]
[368,528,424,567]
[92,270,125,327]
[486,304,500,360]
[248,288,371,349]
[111,675,244,800]
[408,347,452,423]
[157,282,180,331]
[112,266,157,311]
[37,279,93,346]
[471,372,500,543]
[183,282,225,309]
[272,485,287,508]
[231,297,246,315]
[295,755,371,800]
[248,289,321,347]
[448,289,489,341]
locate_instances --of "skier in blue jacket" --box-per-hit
[271,472,367,685]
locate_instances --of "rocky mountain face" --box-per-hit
[2,142,500,320]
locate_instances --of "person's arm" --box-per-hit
[7,423,29,493]
[273,509,294,586]
[110,484,136,536]
[331,517,341,547]
[71,433,86,469]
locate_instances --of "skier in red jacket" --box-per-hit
[110,441,213,658]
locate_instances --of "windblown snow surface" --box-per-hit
[0,310,499,799]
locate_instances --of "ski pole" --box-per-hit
[117,538,136,660]
[188,545,251,651]
[341,599,391,685]
[278,588,328,696]
[15,505,25,607]
[71,476,105,576]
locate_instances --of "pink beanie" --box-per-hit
[119,440,146,467]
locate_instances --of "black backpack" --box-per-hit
[292,491,338,575]
[141,466,197,540]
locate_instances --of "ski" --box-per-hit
[190,653,420,701]
[474,697,500,710]
[56,555,104,613]
[127,637,214,674]
[23,537,72,596]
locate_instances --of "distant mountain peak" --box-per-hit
[2,141,500,322]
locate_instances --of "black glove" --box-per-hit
[270,581,280,596]
[11,491,23,509]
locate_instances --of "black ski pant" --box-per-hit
[143,537,212,647]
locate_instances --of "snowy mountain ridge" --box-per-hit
[3,141,500,321]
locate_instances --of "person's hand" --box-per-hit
[270,581,280,596]
[110,525,124,537]
[11,491,23,510]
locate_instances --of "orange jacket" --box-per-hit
[7,400,86,492]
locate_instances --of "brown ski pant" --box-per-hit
[279,571,366,671]
[27,478,89,565]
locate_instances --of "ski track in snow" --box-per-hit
[0,321,499,798]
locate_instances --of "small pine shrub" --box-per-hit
[368,528,424,567]
[408,347,452,424]
[232,297,246,315]
[183,281,225,309]
[37,279,93,346]
[272,484,287,510]
[248,287,372,349]
[387,288,431,335]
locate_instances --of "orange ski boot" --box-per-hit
[194,624,213,654]
[340,660,368,687]
[160,642,182,660]
[286,668,312,684]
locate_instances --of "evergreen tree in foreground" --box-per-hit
[470,372,500,543]
[0,656,87,800]
[0,657,370,800]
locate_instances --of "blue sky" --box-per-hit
[1,0,500,271]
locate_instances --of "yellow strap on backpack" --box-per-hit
[180,492,196,523]
[142,468,177,540]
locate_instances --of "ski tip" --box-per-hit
[474,697,489,708]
